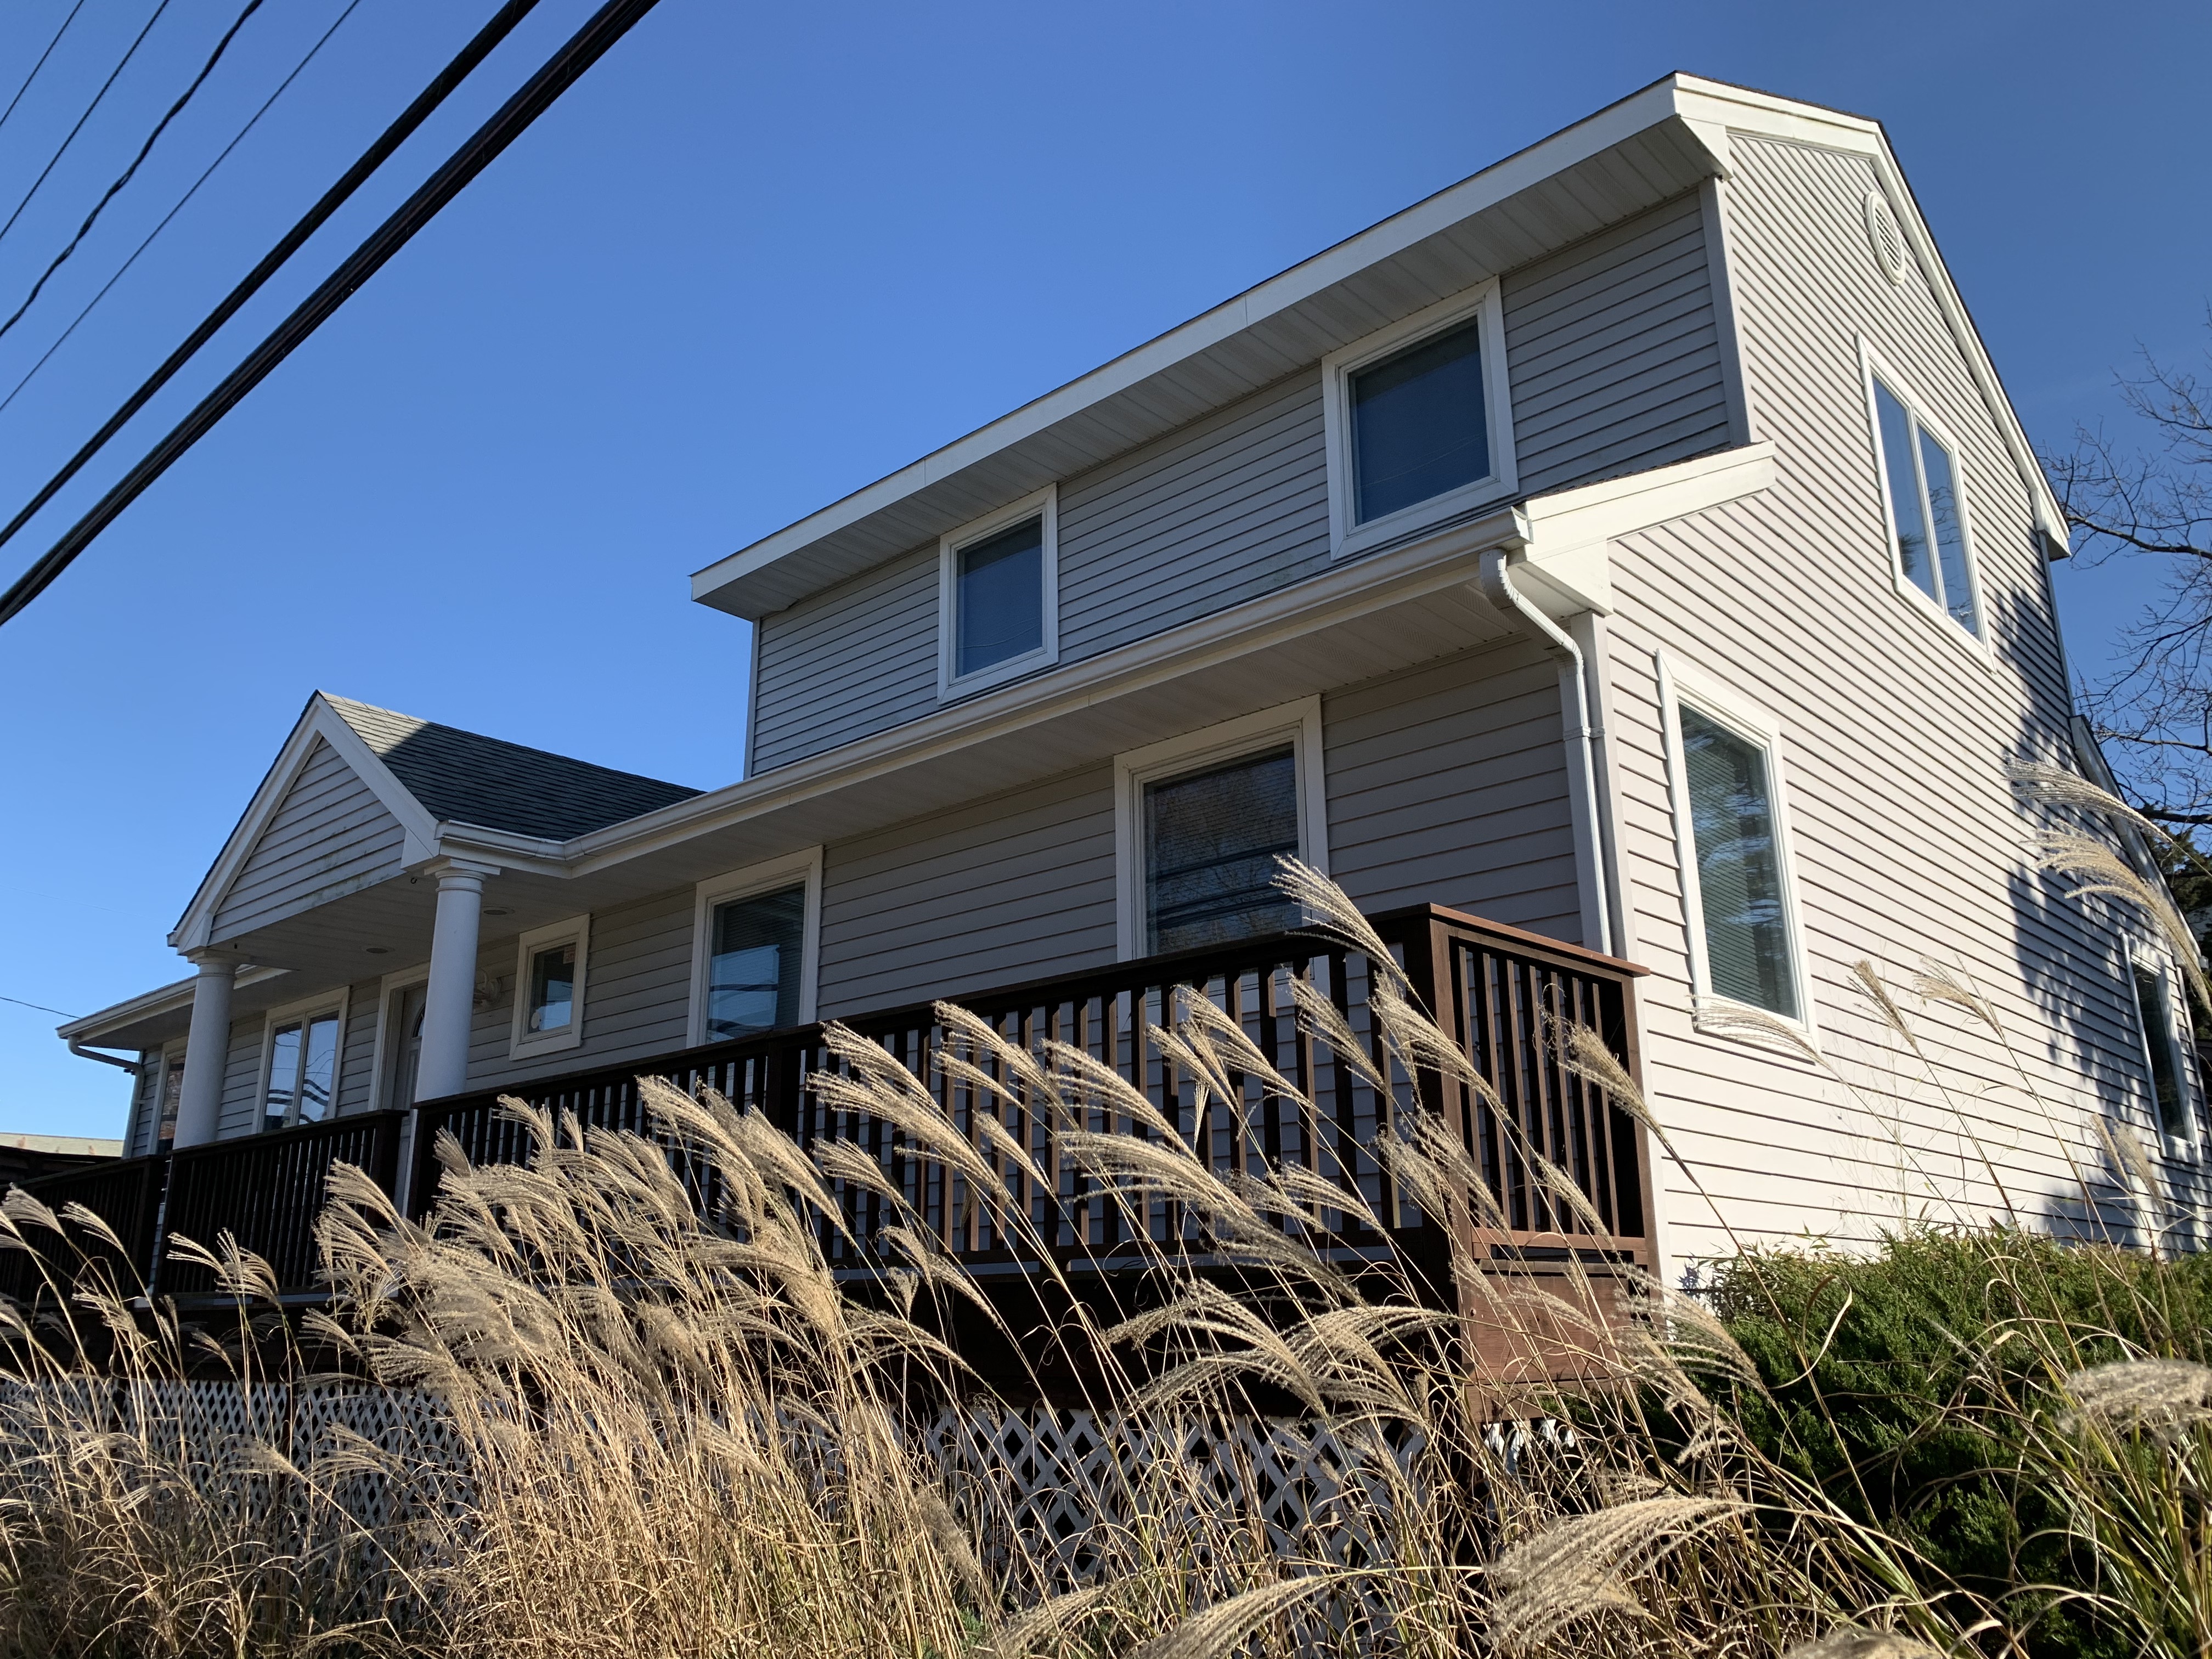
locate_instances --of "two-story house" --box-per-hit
[49,75,2196,1295]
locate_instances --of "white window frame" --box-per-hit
[1323,280,1517,561]
[257,986,351,1131]
[1113,697,1329,961]
[687,846,825,1046]
[510,915,590,1059]
[1655,653,1816,1045]
[937,484,1059,700]
[366,961,432,1111]
[2126,945,2198,1155]
[1857,339,1989,654]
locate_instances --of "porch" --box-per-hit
[5,902,1652,1319]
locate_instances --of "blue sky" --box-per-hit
[0,0,2205,1137]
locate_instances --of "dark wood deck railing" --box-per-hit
[4,904,1651,1305]
[0,1150,164,1306]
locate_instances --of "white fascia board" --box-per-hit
[691,75,1721,614]
[169,694,444,951]
[1671,77,2068,548]
[60,964,291,1045]
[1513,441,1779,616]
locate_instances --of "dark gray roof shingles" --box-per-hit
[324,694,701,841]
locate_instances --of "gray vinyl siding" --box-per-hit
[746,194,1732,776]
[211,740,407,941]
[1324,640,1581,938]
[213,1015,266,1141]
[1599,133,2160,1266]
[1500,189,1733,496]
[335,977,382,1114]
[458,887,697,1091]
[816,765,1120,1017]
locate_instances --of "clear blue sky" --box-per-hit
[1,0,2205,1137]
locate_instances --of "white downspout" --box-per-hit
[1477,548,1613,958]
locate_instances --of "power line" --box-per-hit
[0,0,366,419]
[0,994,78,1020]
[0,0,172,255]
[0,0,544,583]
[0,0,266,347]
[0,0,666,630]
[0,0,91,141]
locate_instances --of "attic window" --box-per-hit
[939,487,1059,698]
[1866,360,1982,640]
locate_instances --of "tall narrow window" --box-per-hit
[706,884,806,1039]
[2132,961,2189,1141]
[263,1011,340,1131]
[511,918,590,1057]
[940,489,1058,697]
[1144,746,1301,953]
[1872,378,1979,636]
[1349,317,1490,524]
[527,942,577,1036]
[156,1054,182,1147]
[1679,706,1799,1018]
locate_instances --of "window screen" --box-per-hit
[708,883,806,1039]
[1872,379,1979,635]
[2132,962,2188,1139]
[1144,746,1300,953]
[1679,707,1798,1018]
[528,942,577,1035]
[1349,317,1489,524]
[956,516,1045,678]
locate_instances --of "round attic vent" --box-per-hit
[1863,189,1909,285]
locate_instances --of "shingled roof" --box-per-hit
[324,694,701,841]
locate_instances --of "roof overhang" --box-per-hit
[691,72,2064,622]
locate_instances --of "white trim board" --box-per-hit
[687,847,823,1046]
[1112,697,1328,961]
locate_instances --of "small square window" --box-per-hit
[1869,368,1980,638]
[511,917,589,1057]
[939,488,1058,697]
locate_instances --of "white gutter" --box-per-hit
[1477,549,1613,958]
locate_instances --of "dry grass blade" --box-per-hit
[1127,1572,1345,1659]
[2033,828,2212,1009]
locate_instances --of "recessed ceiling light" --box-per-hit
[484,908,512,917]
[365,946,391,955]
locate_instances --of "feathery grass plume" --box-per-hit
[2061,1358,2212,1437]
[2033,828,2212,1011]
[1127,1572,1348,1659]
[1781,1630,1950,1659]
[2007,760,2168,839]
[1274,855,1413,996]
[1487,1494,1751,1650]
[1692,996,1824,1063]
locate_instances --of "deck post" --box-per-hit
[172,953,236,1149]
[417,859,500,1103]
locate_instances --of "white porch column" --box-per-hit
[415,859,499,1103]
[172,952,236,1149]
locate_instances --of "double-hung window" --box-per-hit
[1115,701,1327,958]
[511,917,589,1058]
[2130,955,2194,1146]
[1865,356,1981,639]
[939,487,1058,698]
[261,996,346,1132]
[1661,661,1809,1030]
[690,850,822,1045]
[1323,283,1515,557]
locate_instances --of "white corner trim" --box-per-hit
[1112,697,1327,961]
[1322,279,1516,560]
[1855,338,1994,664]
[365,961,431,1113]
[509,915,590,1059]
[937,485,1059,700]
[687,846,823,1046]
[1515,441,1778,617]
[256,984,352,1131]
[1654,651,1818,1048]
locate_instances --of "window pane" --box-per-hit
[529,941,577,1034]
[1145,747,1300,953]
[263,1022,301,1132]
[1350,318,1489,524]
[1680,708,1798,1018]
[708,884,806,1039]
[1916,425,1978,633]
[1874,381,1936,602]
[956,517,1045,677]
[157,1059,182,1146]
[298,1014,340,1122]
[2132,964,2187,1139]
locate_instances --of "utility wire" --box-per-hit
[0,0,666,630]
[0,0,266,347]
[0,0,171,254]
[0,0,365,419]
[0,0,544,590]
[0,994,78,1020]
[0,0,92,141]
